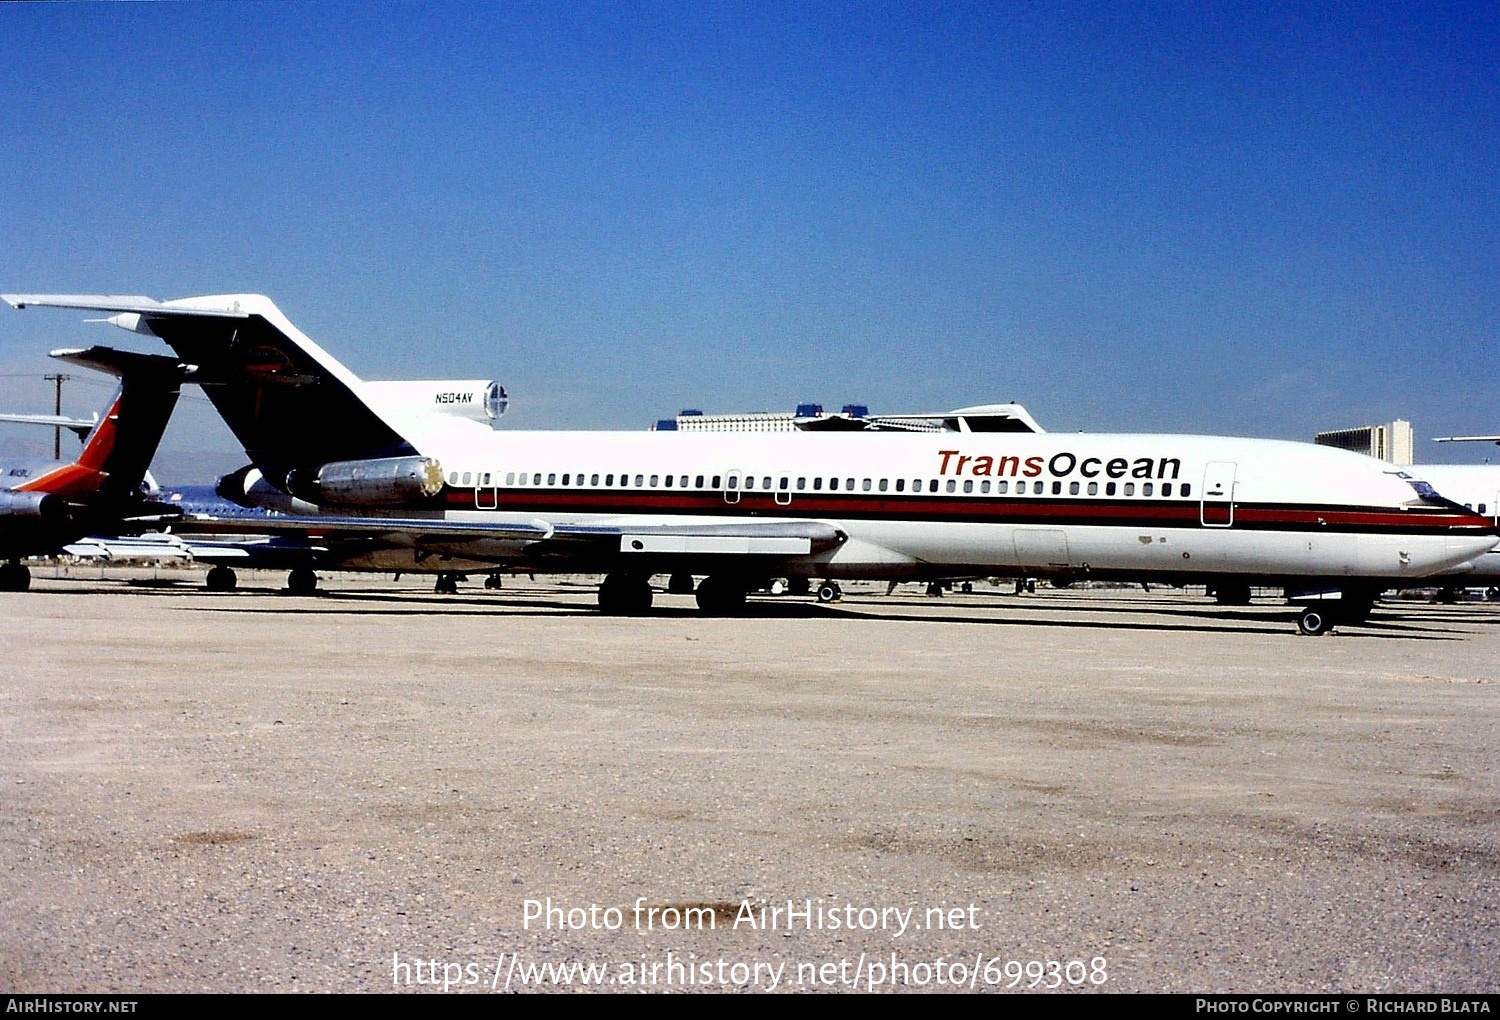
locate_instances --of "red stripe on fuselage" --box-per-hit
[438,488,1492,535]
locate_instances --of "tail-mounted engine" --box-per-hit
[284,456,445,508]
[0,490,67,522]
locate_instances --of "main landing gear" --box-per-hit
[1211,582,1253,606]
[0,560,31,592]
[206,565,237,592]
[434,572,463,595]
[694,575,748,615]
[286,567,319,595]
[598,572,654,615]
[598,573,842,615]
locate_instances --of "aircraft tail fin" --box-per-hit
[5,294,418,490]
[9,346,185,503]
[49,347,187,504]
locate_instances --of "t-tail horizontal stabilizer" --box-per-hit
[5,293,419,491]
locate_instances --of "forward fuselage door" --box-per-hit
[1200,461,1237,527]
[723,468,743,505]
[775,471,792,506]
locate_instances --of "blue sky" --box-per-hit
[2,1,1496,480]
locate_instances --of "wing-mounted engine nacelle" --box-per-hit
[362,380,508,427]
[0,490,67,522]
[284,456,445,508]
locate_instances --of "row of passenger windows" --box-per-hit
[447,469,1192,499]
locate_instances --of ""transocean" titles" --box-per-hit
[937,450,1182,481]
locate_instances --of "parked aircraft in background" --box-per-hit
[0,346,185,590]
[1433,435,1500,446]
[0,410,98,441]
[6,293,1496,633]
[63,485,329,593]
[72,482,513,594]
[1399,464,1500,593]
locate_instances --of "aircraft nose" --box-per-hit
[1437,534,1500,573]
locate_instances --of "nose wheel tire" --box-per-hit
[1296,608,1332,636]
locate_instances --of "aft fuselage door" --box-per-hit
[1200,461,1237,527]
[475,471,497,510]
[723,469,742,505]
[775,472,792,506]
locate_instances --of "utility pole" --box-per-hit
[43,373,70,459]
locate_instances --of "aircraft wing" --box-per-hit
[1433,435,1500,445]
[176,508,556,544]
[172,505,845,566]
[176,508,842,551]
[64,533,330,568]
[546,519,846,557]
[63,535,196,560]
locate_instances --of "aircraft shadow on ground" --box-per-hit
[877,593,1498,637]
[25,578,1492,638]
[147,587,1480,639]
[823,604,1470,640]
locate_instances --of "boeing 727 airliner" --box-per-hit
[6,293,1495,632]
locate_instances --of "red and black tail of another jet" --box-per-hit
[14,346,186,508]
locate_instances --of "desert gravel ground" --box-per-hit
[1,568,1496,994]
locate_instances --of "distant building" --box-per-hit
[1315,419,1414,465]
[650,403,1045,434]
[652,404,870,432]
[654,409,801,432]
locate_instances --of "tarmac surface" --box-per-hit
[2,568,1497,994]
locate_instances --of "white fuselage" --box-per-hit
[349,418,1498,583]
